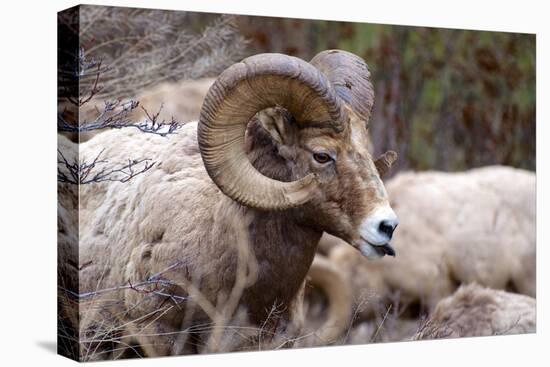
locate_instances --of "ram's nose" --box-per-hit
[378,218,398,240]
[359,205,399,245]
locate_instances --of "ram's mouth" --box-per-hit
[359,237,396,258]
[377,243,396,257]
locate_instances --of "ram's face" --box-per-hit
[199,50,398,258]
[264,107,399,259]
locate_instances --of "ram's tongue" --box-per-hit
[380,243,396,257]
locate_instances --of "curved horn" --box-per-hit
[198,53,346,210]
[310,50,374,124]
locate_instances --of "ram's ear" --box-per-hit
[256,107,296,146]
[375,150,398,177]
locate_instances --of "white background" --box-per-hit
[0,0,547,365]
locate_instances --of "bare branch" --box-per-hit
[69,51,105,107]
[59,261,190,303]
[58,98,183,136]
[57,149,155,185]
[75,8,248,100]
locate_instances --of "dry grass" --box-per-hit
[58,216,312,361]
[58,239,535,361]
[78,6,248,100]
[57,218,443,360]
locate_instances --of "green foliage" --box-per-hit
[237,17,536,172]
[359,26,536,172]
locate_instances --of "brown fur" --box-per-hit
[76,104,390,357]
[253,106,390,247]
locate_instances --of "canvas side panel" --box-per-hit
[57,5,80,361]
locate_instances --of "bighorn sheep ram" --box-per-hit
[414,283,536,339]
[76,50,399,357]
[325,166,535,319]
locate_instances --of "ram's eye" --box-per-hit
[313,152,332,164]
